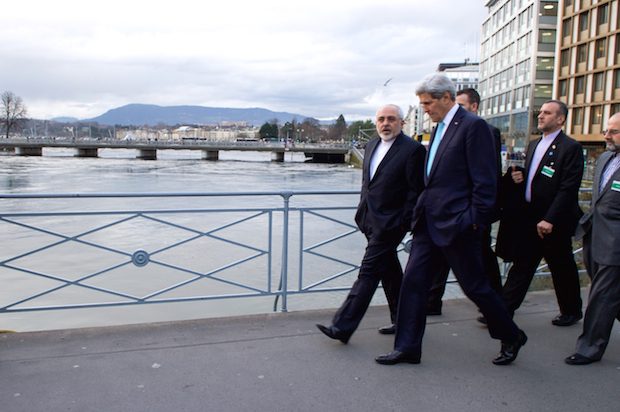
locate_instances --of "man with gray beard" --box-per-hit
[566,112,620,365]
[316,104,426,343]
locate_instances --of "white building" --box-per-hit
[479,0,559,151]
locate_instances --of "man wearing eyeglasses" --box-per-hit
[565,113,620,365]
[501,100,584,326]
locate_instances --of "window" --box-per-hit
[537,57,554,71]
[591,106,603,125]
[594,72,605,91]
[560,49,570,67]
[579,12,589,32]
[540,1,557,17]
[615,69,620,88]
[559,80,568,96]
[562,18,572,38]
[534,85,552,98]
[596,38,606,59]
[514,87,523,109]
[577,44,588,63]
[576,76,585,94]
[539,29,556,44]
[598,4,609,26]
[573,108,583,127]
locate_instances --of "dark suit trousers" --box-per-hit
[502,224,582,317]
[394,219,519,356]
[575,259,620,360]
[427,225,502,309]
[331,232,404,335]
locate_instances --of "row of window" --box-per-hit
[483,1,537,39]
[482,4,536,56]
[572,105,604,127]
[562,2,610,37]
[560,33,620,70]
[559,69,620,99]
[480,85,532,116]
[480,58,532,95]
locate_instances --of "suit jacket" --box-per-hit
[412,106,497,247]
[577,151,620,266]
[489,123,502,222]
[524,130,584,235]
[354,132,426,239]
[495,166,527,261]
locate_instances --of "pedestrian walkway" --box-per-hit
[1,289,618,412]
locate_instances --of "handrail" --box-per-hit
[0,189,589,321]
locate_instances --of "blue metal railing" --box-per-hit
[0,190,589,317]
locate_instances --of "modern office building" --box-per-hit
[479,0,559,152]
[556,0,619,156]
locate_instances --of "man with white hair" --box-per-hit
[376,74,526,366]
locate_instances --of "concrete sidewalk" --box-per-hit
[1,289,618,412]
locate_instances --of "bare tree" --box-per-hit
[1,91,28,139]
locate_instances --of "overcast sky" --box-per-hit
[1,0,487,122]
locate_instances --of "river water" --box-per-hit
[0,148,462,332]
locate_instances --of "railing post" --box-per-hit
[279,191,293,312]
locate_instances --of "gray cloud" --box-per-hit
[0,0,486,121]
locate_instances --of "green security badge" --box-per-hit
[541,165,555,178]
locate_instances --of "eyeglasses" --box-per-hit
[602,129,620,136]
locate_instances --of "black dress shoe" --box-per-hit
[378,324,396,335]
[492,329,527,365]
[316,324,350,344]
[551,314,583,326]
[565,353,598,365]
[375,350,421,365]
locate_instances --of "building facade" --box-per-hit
[479,0,559,152]
[556,0,620,155]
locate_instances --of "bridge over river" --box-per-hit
[0,137,352,162]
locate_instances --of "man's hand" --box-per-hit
[511,167,524,184]
[536,220,553,239]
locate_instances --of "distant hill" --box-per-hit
[83,104,313,126]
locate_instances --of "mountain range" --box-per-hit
[71,104,314,126]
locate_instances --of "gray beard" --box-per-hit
[606,142,620,152]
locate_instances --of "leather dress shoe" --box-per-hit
[565,353,598,365]
[316,324,350,344]
[375,350,421,365]
[551,314,583,326]
[378,324,396,335]
[492,329,527,365]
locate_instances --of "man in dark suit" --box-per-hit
[565,112,620,365]
[426,88,503,316]
[501,100,584,326]
[376,74,526,366]
[316,104,426,343]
